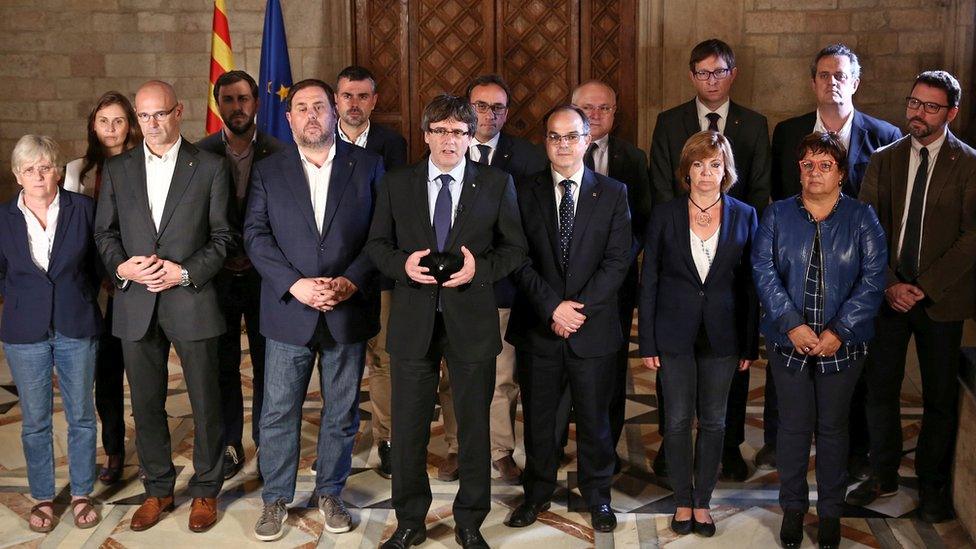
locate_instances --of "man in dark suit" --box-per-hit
[851,71,976,523]
[94,80,236,532]
[366,94,526,549]
[335,65,408,478]
[567,80,652,471]
[196,70,285,480]
[505,105,632,533]
[243,79,385,541]
[648,39,770,481]
[762,43,902,476]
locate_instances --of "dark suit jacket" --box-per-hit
[771,109,901,200]
[860,132,976,321]
[606,135,653,246]
[506,168,633,358]
[363,122,408,171]
[365,160,527,362]
[94,139,237,341]
[650,99,771,214]
[244,141,385,346]
[638,195,759,359]
[0,189,102,343]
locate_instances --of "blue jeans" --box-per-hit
[4,332,98,500]
[259,333,366,504]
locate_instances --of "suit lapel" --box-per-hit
[848,111,867,168]
[926,133,961,207]
[445,161,485,251]
[47,189,73,278]
[282,147,319,236]
[889,139,913,228]
[124,146,156,238]
[676,197,702,285]
[411,162,437,250]
[156,141,199,238]
[320,142,355,240]
[7,199,48,279]
[567,169,600,269]
[681,100,700,139]
[532,173,561,269]
[724,102,743,144]
[491,133,513,171]
[703,197,734,286]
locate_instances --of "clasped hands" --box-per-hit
[787,324,841,357]
[404,246,476,287]
[116,254,183,293]
[550,300,585,339]
[885,282,925,313]
[289,276,358,312]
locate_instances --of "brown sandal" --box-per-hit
[71,498,100,529]
[29,501,58,533]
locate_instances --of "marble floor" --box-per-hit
[0,322,973,548]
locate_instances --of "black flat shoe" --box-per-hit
[455,526,489,548]
[780,509,805,548]
[670,514,693,535]
[377,441,392,479]
[817,517,840,549]
[590,504,616,533]
[692,515,716,537]
[505,501,550,528]
[380,527,426,548]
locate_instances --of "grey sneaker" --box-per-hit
[254,500,287,541]
[318,494,352,533]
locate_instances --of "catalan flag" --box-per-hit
[206,0,234,134]
[258,0,294,143]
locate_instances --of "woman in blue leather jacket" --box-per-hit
[752,132,886,549]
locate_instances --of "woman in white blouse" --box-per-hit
[63,91,141,485]
[638,131,759,538]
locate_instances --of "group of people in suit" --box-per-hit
[1,36,973,549]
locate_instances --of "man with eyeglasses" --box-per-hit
[366,94,526,549]
[853,70,976,523]
[648,38,771,482]
[504,104,632,533]
[568,80,652,474]
[763,43,901,478]
[94,80,236,533]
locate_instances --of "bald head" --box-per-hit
[571,80,617,140]
[135,80,183,155]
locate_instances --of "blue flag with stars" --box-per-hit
[258,0,293,143]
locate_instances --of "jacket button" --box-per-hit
[698,291,704,297]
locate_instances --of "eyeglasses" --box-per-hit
[692,68,733,81]
[906,96,951,114]
[427,128,471,138]
[546,132,588,145]
[19,164,55,178]
[798,160,836,173]
[576,104,615,115]
[816,71,852,83]
[471,101,508,115]
[136,104,179,123]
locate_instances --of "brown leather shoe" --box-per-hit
[189,497,218,532]
[438,453,459,481]
[130,495,174,531]
[492,455,522,485]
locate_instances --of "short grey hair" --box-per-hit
[11,134,62,177]
[811,43,861,80]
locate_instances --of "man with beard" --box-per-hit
[197,70,284,480]
[853,70,976,523]
[244,79,385,540]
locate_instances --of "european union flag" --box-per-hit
[258,0,293,143]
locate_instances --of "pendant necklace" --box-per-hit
[689,194,721,227]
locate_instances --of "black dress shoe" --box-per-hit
[917,484,954,523]
[454,527,489,548]
[846,477,898,507]
[506,501,550,527]
[223,445,244,480]
[652,449,668,478]
[754,443,776,470]
[780,509,805,548]
[377,441,392,479]
[692,514,716,537]
[670,513,693,535]
[381,527,427,548]
[817,516,840,549]
[590,504,616,533]
[720,446,749,481]
[847,454,871,482]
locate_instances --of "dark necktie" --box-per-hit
[558,179,575,269]
[476,144,491,165]
[433,174,453,252]
[898,147,929,281]
[706,112,721,132]
[584,143,597,170]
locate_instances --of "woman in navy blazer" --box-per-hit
[0,135,103,532]
[639,131,758,538]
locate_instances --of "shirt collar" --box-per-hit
[299,143,336,170]
[17,190,60,216]
[910,128,948,157]
[551,164,585,189]
[814,109,854,137]
[695,97,730,121]
[144,136,182,163]
[472,132,501,150]
[338,120,370,144]
[428,156,467,184]
[592,134,609,150]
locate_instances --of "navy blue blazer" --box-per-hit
[0,189,102,344]
[244,140,386,346]
[506,168,633,358]
[638,195,759,359]
[771,109,901,200]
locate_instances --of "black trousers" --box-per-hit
[121,313,224,498]
[864,303,962,488]
[215,268,265,450]
[608,272,638,454]
[95,296,126,456]
[390,313,495,530]
[520,346,615,508]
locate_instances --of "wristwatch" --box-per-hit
[179,267,191,287]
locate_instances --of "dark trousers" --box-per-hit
[520,346,615,508]
[769,352,863,518]
[215,268,265,450]
[95,296,126,456]
[390,313,495,530]
[121,314,224,498]
[608,275,637,454]
[865,303,962,488]
[656,365,749,450]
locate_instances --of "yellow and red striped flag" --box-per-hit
[206,0,234,134]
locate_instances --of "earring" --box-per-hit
[684,175,691,183]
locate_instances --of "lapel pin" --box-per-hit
[188,161,194,167]
[592,192,597,197]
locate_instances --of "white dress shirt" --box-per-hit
[551,165,584,224]
[690,226,720,282]
[338,120,370,148]
[300,144,337,235]
[695,97,730,134]
[426,157,465,225]
[896,131,947,261]
[17,191,60,272]
[469,132,501,164]
[144,137,182,230]
[589,135,610,176]
[814,109,854,152]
